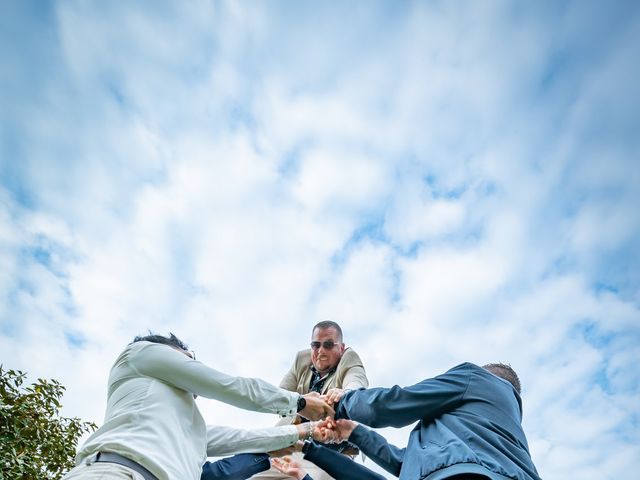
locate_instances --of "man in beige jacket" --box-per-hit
[252,321,369,480]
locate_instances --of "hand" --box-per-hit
[272,456,307,480]
[296,420,337,443]
[323,388,346,405]
[311,417,341,443]
[318,418,357,443]
[299,392,335,421]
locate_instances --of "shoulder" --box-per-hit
[118,340,154,362]
[448,362,479,373]
[124,340,190,372]
[337,347,365,368]
[127,340,180,360]
[435,362,477,384]
[453,363,512,393]
[293,349,313,368]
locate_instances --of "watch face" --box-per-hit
[297,396,306,412]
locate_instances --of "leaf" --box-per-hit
[0,368,97,480]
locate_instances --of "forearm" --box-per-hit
[201,453,270,480]
[336,367,471,428]
[348,425,404,476]
[335,386,413,427]
[206,425,299,456]
[303,442,385,480]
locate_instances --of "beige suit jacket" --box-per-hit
[276,347,368,425]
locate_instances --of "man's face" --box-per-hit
[310,327,345,374]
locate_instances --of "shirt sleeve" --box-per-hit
[129,342,299,416]
[201,453,270,480]
[303,442,386,480]
[206,425,299,456]
[348,424,404,476]
[336,363,471,428]
[340,350,369,391]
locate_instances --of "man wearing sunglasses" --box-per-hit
[251,321,369,480]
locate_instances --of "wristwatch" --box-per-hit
[301,440,312,454]
[296,395,306,412]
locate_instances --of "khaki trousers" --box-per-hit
[62,461,145,480]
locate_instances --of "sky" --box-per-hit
[1,0,639,478]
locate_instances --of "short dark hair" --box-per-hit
[312,321,343,342]
[483,363,521,394]
[132,332,189,351]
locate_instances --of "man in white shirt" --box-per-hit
[62,333,333,480]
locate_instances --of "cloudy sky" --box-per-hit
[1,1,639,478]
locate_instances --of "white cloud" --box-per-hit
[1,2,639,479]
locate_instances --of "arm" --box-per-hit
[302,442,386,480]
[325,349,369,405]
[130,342,298,416]
[271,457,313,480]
[339,349,369,391]
[349,425,404,476]
[206,422,324,456]
[201,453,270,480]
[335,364,472,428]
[206,425,298,456]
[316,419,403,476]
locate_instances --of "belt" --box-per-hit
[95,452,158,480]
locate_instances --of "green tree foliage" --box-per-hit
[0,366,97,480]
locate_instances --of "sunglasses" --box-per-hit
[310,340,340,350]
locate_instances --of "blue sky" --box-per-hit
[1,1,639,478]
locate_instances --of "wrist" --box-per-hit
[301,440,312,455]
[295,422,315,441]
[296,395,306,413]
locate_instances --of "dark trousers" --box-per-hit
[446,475,491,479]
[201,453,270,480]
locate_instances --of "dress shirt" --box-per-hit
[76,341,299,480]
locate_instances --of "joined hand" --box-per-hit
[298,392,335,421]
[314,417,357,443]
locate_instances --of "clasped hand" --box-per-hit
[312,417,357,444]
[298,388,348,421]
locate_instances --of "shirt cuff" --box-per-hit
[278,392,300,416]
[281,425,300,446]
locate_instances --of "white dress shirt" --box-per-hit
[76,341,299,480]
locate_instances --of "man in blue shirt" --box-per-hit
[297,362,541,480]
